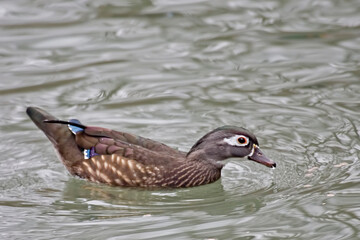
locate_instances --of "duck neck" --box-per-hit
[186,150,224,170]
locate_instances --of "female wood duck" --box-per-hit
[26,107,276,188]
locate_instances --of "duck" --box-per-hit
[26,107,276,188]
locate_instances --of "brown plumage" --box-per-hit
[26,107,275,188]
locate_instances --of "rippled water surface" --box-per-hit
[1,0,360,239]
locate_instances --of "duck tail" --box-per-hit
[26,107,83,175]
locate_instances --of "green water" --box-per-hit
[1,0,360,239]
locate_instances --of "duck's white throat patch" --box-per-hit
[223,135,250,147]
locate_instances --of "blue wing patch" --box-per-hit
[84,147,98,159]
[68,119,84,134]
[67,119,98,159]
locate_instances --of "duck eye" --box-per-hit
[237,136,248,145]
[223,135,250,146]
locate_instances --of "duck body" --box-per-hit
[26,107,275,188]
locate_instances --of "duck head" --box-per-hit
[187,126,276,168]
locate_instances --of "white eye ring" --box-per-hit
[223,135,250,147]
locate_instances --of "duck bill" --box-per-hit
[248,145,276,168]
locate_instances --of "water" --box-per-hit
[1,0,360,239]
